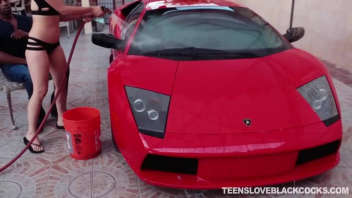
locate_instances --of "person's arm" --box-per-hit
[59,7,111,22]
[59,12,93,21]
[59,15,79,21]
[48,0,105,19]
[0,51,26,65]
[56,5,94,16]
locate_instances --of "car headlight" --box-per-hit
[298,76,339,126]
[125,86,170,138]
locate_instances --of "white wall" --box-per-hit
[237,0,352,70]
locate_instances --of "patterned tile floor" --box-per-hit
[0,31,351,198]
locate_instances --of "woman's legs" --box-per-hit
[25,50,50,152]
[49,46,68,126]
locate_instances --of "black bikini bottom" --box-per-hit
[26,36,60,54]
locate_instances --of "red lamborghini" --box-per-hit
[93,0,342,189]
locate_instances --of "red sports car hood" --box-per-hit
[166,48,327,134]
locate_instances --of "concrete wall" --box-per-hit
[237,0,352,70]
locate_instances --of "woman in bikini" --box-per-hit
[24,0,105,153]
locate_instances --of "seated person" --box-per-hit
[0,1,56,126]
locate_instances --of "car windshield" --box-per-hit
[128,6,291,60]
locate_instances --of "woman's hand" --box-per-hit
[91,6,105,17]
[11,29,28,39]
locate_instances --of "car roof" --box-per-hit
[144,0,242,10]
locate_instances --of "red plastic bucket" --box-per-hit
[63,107,101,160]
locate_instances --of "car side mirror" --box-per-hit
[92,33,125,50]
[283,27,305,43]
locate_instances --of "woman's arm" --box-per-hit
[59,12,94,22]
[0,51,26,65]
[47,0,105,18]
[59,14,82,21]
[56,5,93,16]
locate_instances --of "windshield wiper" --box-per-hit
[140,47,262,59]
[144,47,236,55]
[143,48,196,56]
